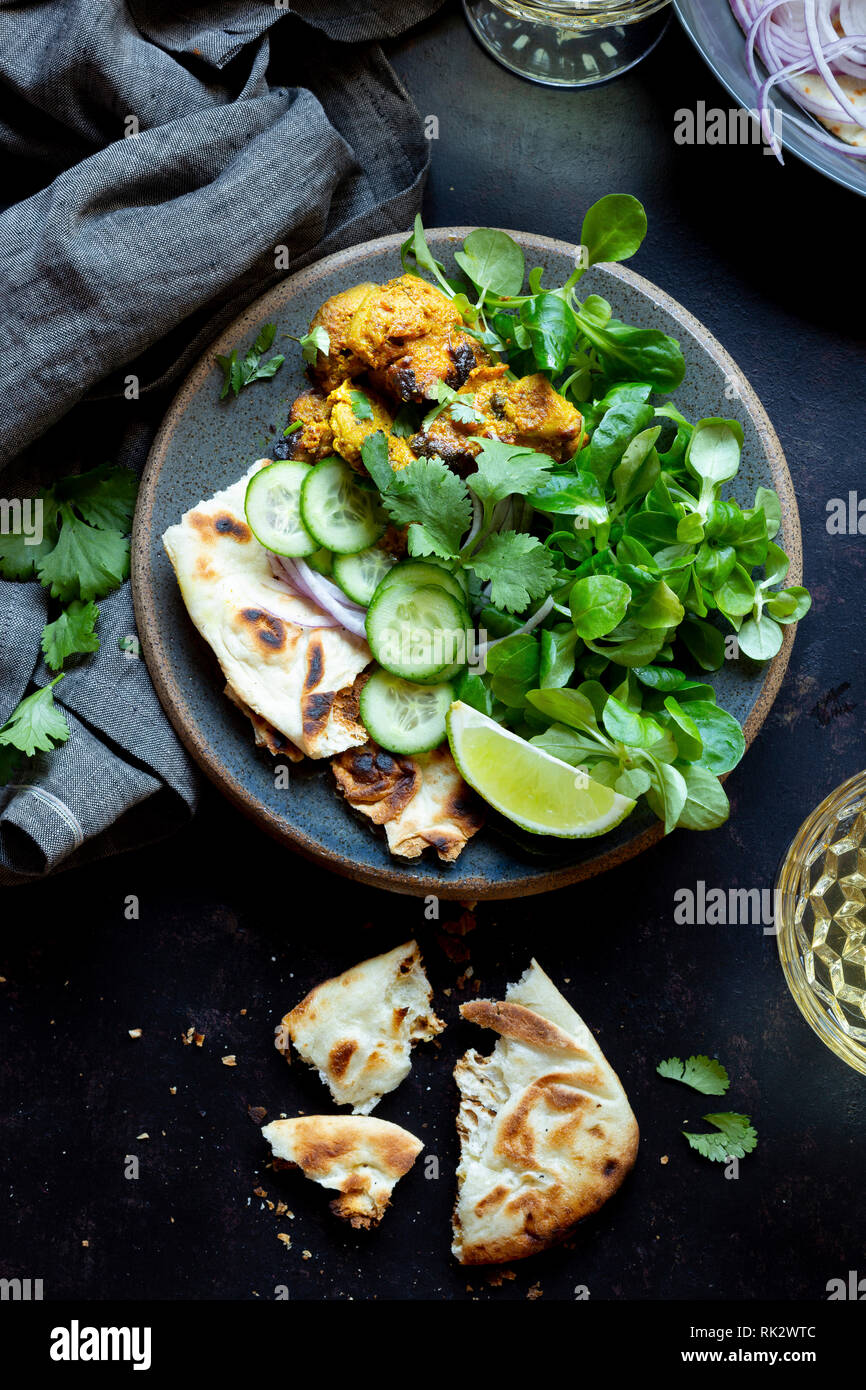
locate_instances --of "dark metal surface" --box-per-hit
[2,5,865,1303]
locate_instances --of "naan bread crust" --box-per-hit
[262,1115,423,1228]
[162,461,370,758]
[277,940,444,1114]
[332,741,484,862]
[452,960,639,1265]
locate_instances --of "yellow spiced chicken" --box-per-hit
[277,275,583,486]
[411,364,585,471]
[314,275,489,403]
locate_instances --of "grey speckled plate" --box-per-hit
[132,229,803,900]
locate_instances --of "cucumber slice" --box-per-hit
[244,462,317,557]
[306,547,334,576]
[360,669,454,755]
[366,582,471,683]
[371,558,467,610]
[300,455,386,555]
[332,546,397,606]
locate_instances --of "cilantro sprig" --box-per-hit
[683,1114,758,1163]
[657,1054,730,1096]
[656,1053,757,1164]
[0,464,138,786]
[216,323,285,399]
[362,434,557,613]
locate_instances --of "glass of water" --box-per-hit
[463,0,672,87]
[776,770,866,1077]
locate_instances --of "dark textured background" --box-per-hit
[2,5,865,1303]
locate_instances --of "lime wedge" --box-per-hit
[446,701,636,839]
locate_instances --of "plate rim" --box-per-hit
[673,0,866,200]
[132,226,803,901]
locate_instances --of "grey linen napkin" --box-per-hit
[0,0,443,885]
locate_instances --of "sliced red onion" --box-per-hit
[280,556,369,638]
[474,595,555,667]
[734,0,866,163]
[265,555,340,627]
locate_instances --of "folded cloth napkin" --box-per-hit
[0,0,443,885]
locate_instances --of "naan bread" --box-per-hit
[332,741,484,862]
[789,71,866,148]
[452,960,639,1265]
[262,1115,423,1228]
[276,940,444,1114]
[162,461,370,758]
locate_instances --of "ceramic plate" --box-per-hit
[132,229,803,900]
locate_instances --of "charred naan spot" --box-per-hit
[392,1007,409,1028]
[328,1039,357,1079]
[303,690,335,737]
[190,510,251,543]
[603,1158,618,1178]
[474,1184,510,1218]
[240,608,287,652]
[375,751,398,774]
[305,639,324,691]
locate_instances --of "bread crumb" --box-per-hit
[221,1054,237,1067]
[169,1086,177,1095]
[81,1240,89,1248]
[136,1133,149,1141]
[128,1028,142,1039]
[660,1155,669,1165]
[302,1250,312,1260]
[526,1283,543,1301]
[240,1008,247,1016]
[253,1187,268,1199]
[486,1268,516,1287]
[277,1232,292,1249]
[194,1031,205,1047]
[247,1105,267,1124]
[182,1026,194,1046]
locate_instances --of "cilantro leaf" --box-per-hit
[380,457,472,560]
[683,1113,758,1162]
[0,677,69,758]
[56,464,137,532]
[41,600,100,672]
[469,532,556,613]
[0,494,59,579]
[253,323,277,356]
[422,380,483,431]
[37,504,129,603]
[216,324,284,397]
[657,1054,730,1096]
[351,391,374,421]
[299,325,330,365]
[360,431,395,494]
[450,399,485,426]
[391,404,419,439]
[469,438,554,508]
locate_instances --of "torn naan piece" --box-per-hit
[452,960,639,1265]
[276,940,444,1114]
[162,461,370,758]
[332,741,484,863]
[262,1115,423,1229]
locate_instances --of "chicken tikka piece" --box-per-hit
[277,274,584,480]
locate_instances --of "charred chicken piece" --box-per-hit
[276,388,335,462]
[411,364,584,471]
